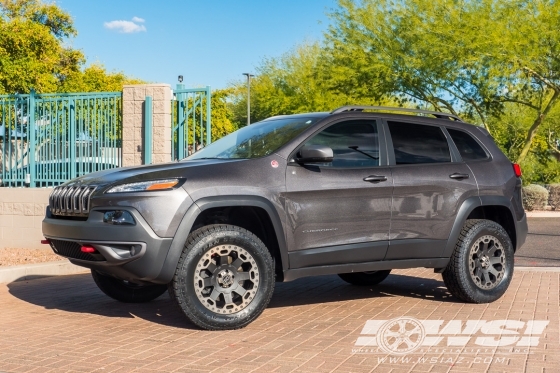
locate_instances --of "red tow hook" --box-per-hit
[80,245,97,253]
[41,239,50,245]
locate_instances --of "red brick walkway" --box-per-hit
[0,268,558,373]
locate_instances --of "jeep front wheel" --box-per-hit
[169,224,275,330]
[442,219,514,303]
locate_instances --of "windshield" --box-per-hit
[186,117,319,160]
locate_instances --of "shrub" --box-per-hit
[548,183,560,211]
[522,184,549,211]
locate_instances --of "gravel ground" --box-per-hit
[0,248,61,267]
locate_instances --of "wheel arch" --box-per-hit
[155,195,288,284]
[443,196,518,259]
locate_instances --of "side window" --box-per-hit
[303,120,379,168]
[388,121,451,165]
[447,128,488,161]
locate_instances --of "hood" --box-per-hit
[65,158,246,190]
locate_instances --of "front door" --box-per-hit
[283,119,393,268]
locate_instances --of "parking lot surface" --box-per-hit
[515,218,560,267]
[1,266,558,373]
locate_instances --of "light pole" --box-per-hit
[242,73,254,125]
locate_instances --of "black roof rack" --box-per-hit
[330,105,463,122]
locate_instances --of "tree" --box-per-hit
[0,0,83,93]
[59,64,145,93]
[323,0,560,164]
[229,42,388,128]
[0,0,141,93]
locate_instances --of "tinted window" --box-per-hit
[388,121,451,164]
[303,120,379,168]
[187,117,318,160]
[447,128,488,161]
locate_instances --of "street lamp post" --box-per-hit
[242,73,254,125]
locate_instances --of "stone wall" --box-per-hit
[122,84,172,166]
[0,188,52,249]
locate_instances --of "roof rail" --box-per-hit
[330,105,463,122]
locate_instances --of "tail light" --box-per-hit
[512,163,522,178]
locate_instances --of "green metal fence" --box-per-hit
[172,85,211,160]
[0,91,122,187]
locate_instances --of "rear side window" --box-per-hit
[388,121,451,164]
[447,128,488,161]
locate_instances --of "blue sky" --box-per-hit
[57,0,338,90]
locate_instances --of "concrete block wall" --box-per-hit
[122,84,172,166]
[0,188,52,249]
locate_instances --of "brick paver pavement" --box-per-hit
[0,268,558,373]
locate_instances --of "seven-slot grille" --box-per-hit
[49,185,96,216]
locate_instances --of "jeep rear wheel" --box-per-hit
[91,270,167,303]
[169,224,275,330]
[442,219,514,303]
[338,270,391,286]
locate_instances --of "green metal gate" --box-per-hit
[0,91,122,187]
[172,85,211,160]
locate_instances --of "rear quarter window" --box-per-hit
[447,128,488,161]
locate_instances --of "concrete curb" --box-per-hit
[516,266,560,272]
[526,211,560,218]
[0,260,89,284]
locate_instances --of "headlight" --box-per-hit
[106,179,181,193]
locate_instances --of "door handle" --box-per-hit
[449,173,469,180]
[363,175,387,183]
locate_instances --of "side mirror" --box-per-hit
[296,145,333,163]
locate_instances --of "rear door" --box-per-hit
[385,120,478,259]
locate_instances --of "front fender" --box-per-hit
[153,195,288,284]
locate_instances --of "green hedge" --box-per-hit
[548,184,560,211]
[522,184,549,211]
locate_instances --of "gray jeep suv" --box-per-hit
[42,106,528,330]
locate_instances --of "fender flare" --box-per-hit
[154,195,288,283]
[442,195,517,258]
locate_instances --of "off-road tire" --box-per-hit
[91,270,167,303]
[338,270,391,286]
[168,224,275,330]
[442,219,514,303]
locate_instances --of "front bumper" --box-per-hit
[42,207,173,284]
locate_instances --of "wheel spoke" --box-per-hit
[209,288,221,301]
[206,262,217,273]
[480,269,489,284]
[488,266,500,278]
[223,292,233,305]
[384,330,402,338]
[489,256,502,265]
[388,338,403,350]
[473,266,482,279]
[231,257,244,269]
[202,277,213,287]
[233,285,246,297]
[405,326,421,337]
[236,272,251,281]
[219,255,229,266]
[481,241,489,255]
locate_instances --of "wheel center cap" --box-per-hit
[217,269,235,288]
[480,256,490,269]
